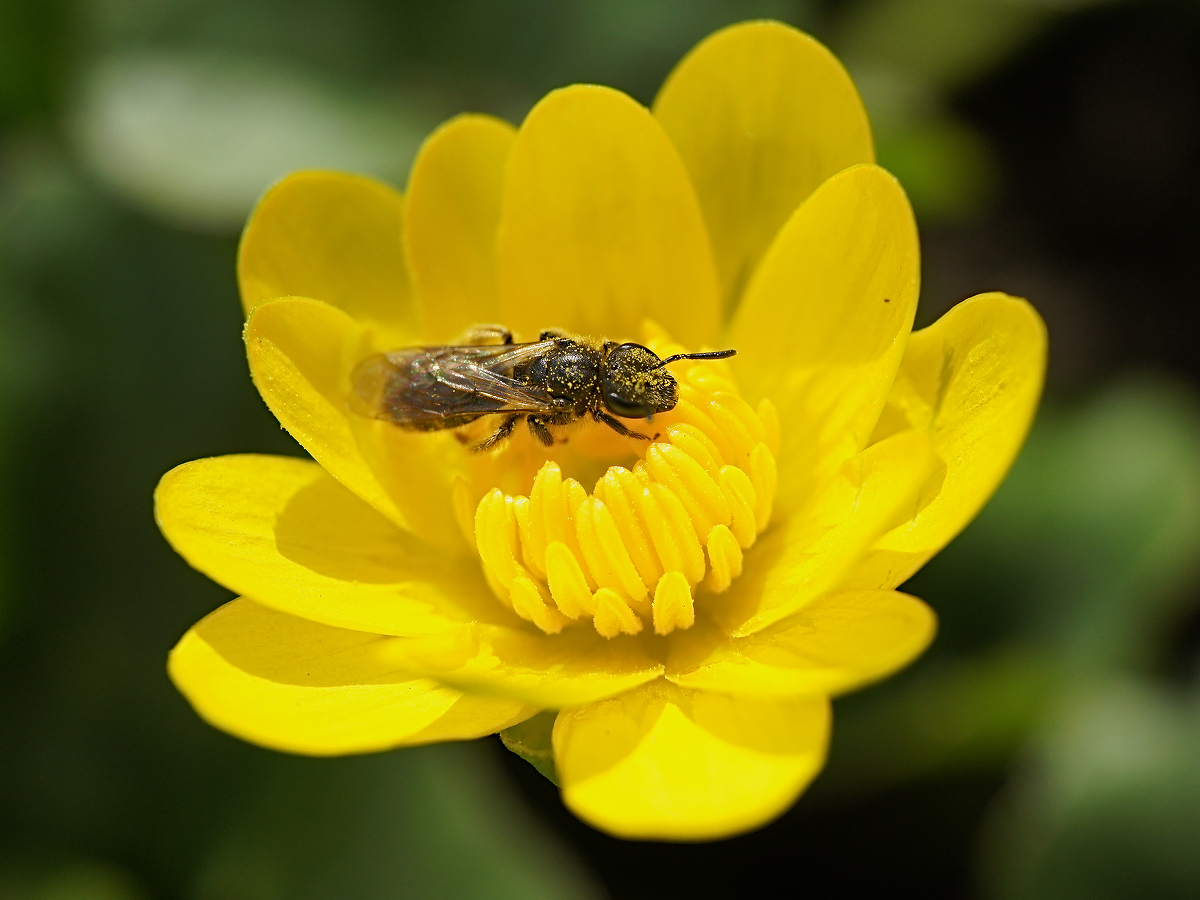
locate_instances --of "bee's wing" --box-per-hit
[351,341,557,428]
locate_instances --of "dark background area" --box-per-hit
[2,1,1200,898]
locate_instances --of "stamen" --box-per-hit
[653,571,695,634]
[471,334,778,637]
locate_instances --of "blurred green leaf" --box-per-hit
[0,0,66,124]
[816,648,1055,801]
[191,743,602,900]
[875,115,995,220]
[832,0,1120,224]
[68,52,437,233]
[0,859,144,900]
[980,679,1200,900]
[959,377,1200,670]
[833,0,1116,92]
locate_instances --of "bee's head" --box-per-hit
[602,343,676,419]
[602,343,737,420]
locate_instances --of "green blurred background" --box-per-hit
[3,0,1200,897]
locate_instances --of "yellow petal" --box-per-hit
[405,114,516,342]
[730,164,919,506]
[246,296,467,549]
[496,85,720,346]
[668,590,935,696]
[654,21,874,312]
[382,623,664,709]
[155,454,506,636]
[714,429,938,637]
[169,597,533,755]
[554,682,829,840]
[845,292,1048,589]
[238,171,416,342]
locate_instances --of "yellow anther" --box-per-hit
[704,524,744,594]
[756,397,781,455]
[510,567,568,633]
[653,571,695,635]
[512,496,546,579]
[716,392,765,444]
[590,499,650,608]
[708,395,757,465]
[675,393,734,458]
[574,498,627,602]
[592,588,643,638]
[665,423,724,477]
[647,443,730,533]
[474,489,516,589]
[749,443,778,530]
[719,465,758,549]
[632,484,685,577]
[560,477,596,589]
[685,368,735,395]
[595,468,662,587]
[532,462,566,543]
[648,483,706,584]
[544,541,594,618]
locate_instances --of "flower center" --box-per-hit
[465,333,778,638]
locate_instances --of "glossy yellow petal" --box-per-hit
[654,21,874,312]
[382,623,664,709]
[713,429,937,637]
[496,85,720,346]
[238,171,416,342]
[845,292,1048,590]
[169,598,533,755]
[155,454,507,636]
[668,590,935,696]
[554,682,829,840]
[405,114,516,342]
[730,164,919,506]
[245,296,467,550]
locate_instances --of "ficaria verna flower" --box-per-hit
[158,20,1046,840]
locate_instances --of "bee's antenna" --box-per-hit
[654,348,737,369]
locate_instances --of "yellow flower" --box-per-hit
[157,21,1045,840]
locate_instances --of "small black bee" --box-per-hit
[351,325,736,451]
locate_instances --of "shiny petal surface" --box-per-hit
[245,296,466,549]
[713,429,937,637]
[668,590,935,696]
[654,21,874,312]
[406,114,516,342]
[496,85,720,346]
[382,623,664,709]
[169,597,533,755]
[156,454,505,636]
[845,292,1048,589]
[554,682,829,840]
[730,164,919,507]
[238,171,416,342]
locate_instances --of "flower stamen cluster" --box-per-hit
[471,336,779,638]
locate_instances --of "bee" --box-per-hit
[350,325,736,451]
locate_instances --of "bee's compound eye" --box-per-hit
[603,390,651,419]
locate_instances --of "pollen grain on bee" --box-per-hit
[470,339,779,639]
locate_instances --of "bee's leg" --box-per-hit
[457,324,514,346]
[471,414,521,452]
[526,416,555,447]
[593,410,652,442]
